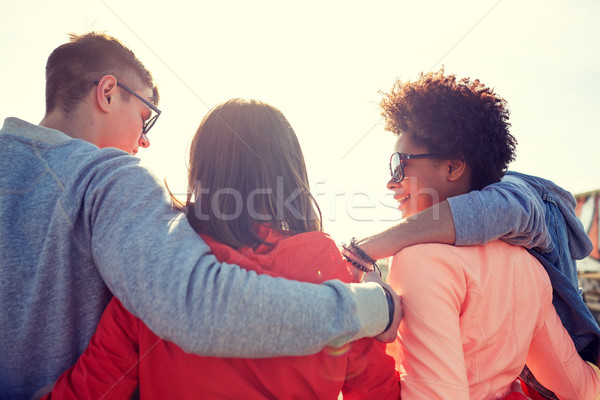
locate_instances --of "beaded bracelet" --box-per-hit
[342,254,372,273]
[340,241,381,277]
[348,238,380,274]
[349,237,377,265]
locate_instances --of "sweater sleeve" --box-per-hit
[447,174,551,250]
[525,287,600,400]
[82,156,388,357]
[42,298,139,399]
[388,245,470,400]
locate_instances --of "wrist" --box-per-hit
[341,238,381,278]
[346,281,391,341]
[380,285,395,334]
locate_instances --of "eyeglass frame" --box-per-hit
[389,152,449,183]
[93,80,161,135]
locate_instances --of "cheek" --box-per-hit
[405,176,440,211]
[415,194,436,210]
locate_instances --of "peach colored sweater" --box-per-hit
[388,240,599,400]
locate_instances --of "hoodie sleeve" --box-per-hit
[448,174,551,250]
[80,155,389,357]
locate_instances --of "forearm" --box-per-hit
[98,219,390,357]
[116,262,389,357]
[358,200,455,260]
[358,174,554,260]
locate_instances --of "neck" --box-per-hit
[40,107,99,146]
[446,180,472,200]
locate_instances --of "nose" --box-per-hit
[387,176,399,191]
[139,133,150,148]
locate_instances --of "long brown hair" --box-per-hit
[172,98,322,249]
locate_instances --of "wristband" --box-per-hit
[381,285,395,334]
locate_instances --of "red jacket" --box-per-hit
[43,227,400,399]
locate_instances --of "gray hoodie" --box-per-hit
[0,118,388,400]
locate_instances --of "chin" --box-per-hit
[402,211,416,219]
[398,202,418,219]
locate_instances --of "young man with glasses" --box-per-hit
[0,32,400,400]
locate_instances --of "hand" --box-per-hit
[362,272,403,343]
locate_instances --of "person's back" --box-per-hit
[389,240,598,399]
[1,34,401,400]
[1,31,161,397]
[40,98,400,399]
[378,68,598,399]
[158,229,398,399]
[0,119,121,397]
[43,227,399,399]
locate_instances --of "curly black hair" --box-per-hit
[380,68,517,190]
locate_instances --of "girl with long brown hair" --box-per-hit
[42,98,400,399]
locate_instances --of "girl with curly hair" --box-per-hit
[381,69,599,400]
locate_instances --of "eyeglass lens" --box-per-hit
[390,153,404,182]
[143,114,158,134]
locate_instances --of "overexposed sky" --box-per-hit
[2,0,599,239]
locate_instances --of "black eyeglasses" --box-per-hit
[389,152,447,183]
[93,81,161,134]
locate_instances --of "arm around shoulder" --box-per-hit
[448,175,550,250]
[357,201,456,260]
[86,158,391,357]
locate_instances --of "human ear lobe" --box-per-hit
[95,75,118,113]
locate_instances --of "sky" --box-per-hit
[1,0,599,241]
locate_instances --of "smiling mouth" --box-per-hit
[394,194,410,207]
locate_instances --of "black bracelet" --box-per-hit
[343,255,372,273]
[381,285,395,333]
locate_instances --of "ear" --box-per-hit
[95,75,118,113]
[446,156,467,182]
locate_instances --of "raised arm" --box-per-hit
[447,173,549,248]
[357,200,456,260]
[358,173,550,260]
[82,155,398,357]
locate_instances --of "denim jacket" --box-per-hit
[448,171,600,398]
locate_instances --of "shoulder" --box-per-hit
[280,231,341,255]
[273,231,354,283]
[392,243,464,266]
[389,244,470,323]
[389,243,467,294]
